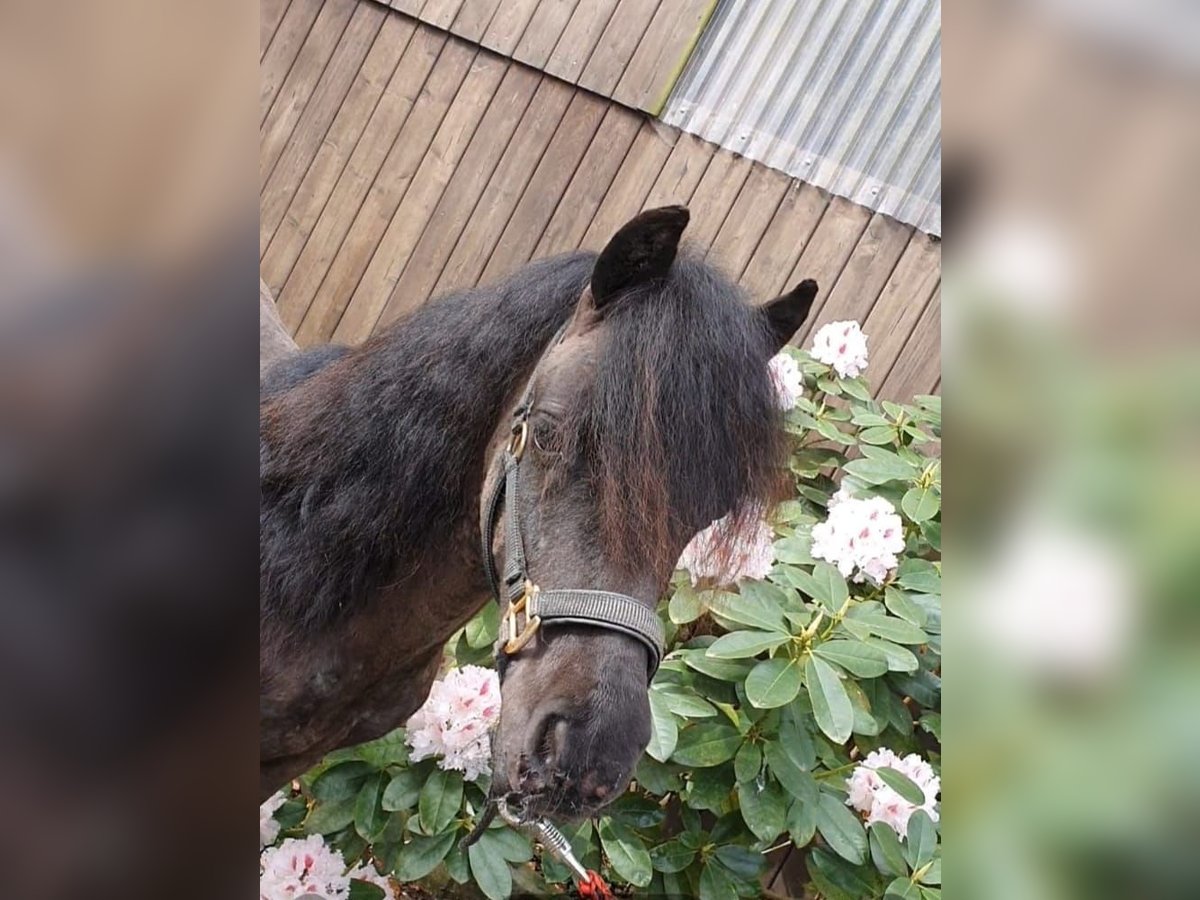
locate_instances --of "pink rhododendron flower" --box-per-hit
[768,352,804,410]
[811,320,869,378]
[811,489,905,584]
[678,511,774,586]
[259,834,396,899]
[405,665,500,781]
[846,748,940,838]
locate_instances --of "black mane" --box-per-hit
[260,250,784,635]
[260,253,592,634]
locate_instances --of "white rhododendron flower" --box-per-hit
[811,320,869,378]
[259,834,396,899]
[259,791,287,848]
[811,489,905,584]
[846,748,940,838]
[678,511,774,586]
[767,352,804,410]
[406,665,500,781]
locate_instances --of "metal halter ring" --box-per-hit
[502,580,541,654]
[508,420,528,459]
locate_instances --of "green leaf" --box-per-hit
[870,822,910,877]
[901,487,939,522]
[354,774,386,841]
[903,811,937,868]
[918,712,941,740]
[734,740,762,783]
[467,836,513,900]
[886,877,922,899]
[745,657,803,709]
[650,838,696,874]
[814,640,889,677]
[715,844,766,880]
[635,756,684,794]
[699,860,737,900]
[465,602,500,648]
[311,761,373,803]
[686,764,735,811]
[897,559,940,594]
[787,795,817,846]
[482,826,532,863]
[863,637,920,672]
[654,686,717,718]
[918,858,941,885]
[805,656,853,743]
[773,531,814,564]
[348,881,386,900]
[765,742,818,804]
[789,561,849,613]
[859,425,898,445]
[706,630,791,659]
[737,777,787,841]
[682,650,754,682]
[418,768,462,835]
[394,830,457,882]
[852,614,929,645]
[876,767,926,806]
[668,583,707,624]
[816,793,868,864]
[598,818,653,887]
[779,709,817,770]
[884,587,927,627]
[841,377,873,402]
[709,583,790,633]
[381,769,421,812]
[844,452,918,485]
[303,796,356,834]
[646,690,679,762]
[673,723,743,767]
[809,847,878,899]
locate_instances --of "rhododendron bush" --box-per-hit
[264,337,941,900]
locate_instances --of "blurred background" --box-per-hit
[0,0,1197,897]
[945,1,1200,898]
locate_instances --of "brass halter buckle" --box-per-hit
[502,580,541,654]
[508,420,528,460]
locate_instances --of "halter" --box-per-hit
[480,321,665,682]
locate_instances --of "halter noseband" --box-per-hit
[480,324,665,682]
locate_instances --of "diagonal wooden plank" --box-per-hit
[680,147,754,250]
[377,64,543,325]
[797,211,913,345]
[861,232,941,391]
[533,104,643,257]
[580,120,677,250]
[260,0,325,123]
[877,287,940,403]
[704,164,791,280]
[261,1,385,207]
[738,179,830,301]
[643,131,716,209]
[543,0,621,84]
[261,14,415,278]
[337,50,510,341]
[418,0,468,30]
[480,89,609,282]
[449,0,506,43]
[612,0,713,113]
[286,29,463,340]
[261,0,293,60]
[577,0,664,98]
[480,0,543,58]
[428,76,575,298]
[513,0,583,71]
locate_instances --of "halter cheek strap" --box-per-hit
[480,329,665,682]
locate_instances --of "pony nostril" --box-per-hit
[579,770,611,802]
[532,714,568,768]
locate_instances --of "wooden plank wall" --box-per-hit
[374,0,716,113]
[260,0,940,406]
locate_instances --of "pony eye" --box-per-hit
[530,417,563,455]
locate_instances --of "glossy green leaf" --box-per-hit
[814,640,890,677]
[816,793,868,864]
[737,777,787,841]
[901,486,939,522]
[870,822,909,877]
[706,629,791,659]
[808,847,878,899]
[467,836,513,900]
[787,795,817,846]
[699,860,736,900]
[668,583,706,624]
[734,740,762,783]
[381,769,421,812]
[393,830,457,882]
[482,826,532,863]
[353,774,386,841]
[886,877,921,899]
[672,724,743,767]
[764,742,818,804]
[903,811,937,868]
[844,453,918,485]
[876,767,926,806]
[646,690,679,762]
[884,587,928,627]
[311,761,373,803]
[347,881,386,900]
[418,768,462,835]
[598,818,653,887]
[863,637,920,672]
[303,796,356,834]
[805,656,853,743]
[897,559,940,594]
[789,561,850,612]
[654,686,717,718]
[464,602,500,648]
[709,583,790,633]
[852,614,930,645]
[650,838,696,874]
[682,650,754,683]
[745,657,803,709]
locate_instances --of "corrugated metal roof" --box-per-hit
[661,0,941,235]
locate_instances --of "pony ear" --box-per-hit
[591,206,689,307]
[762,279,819,351]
